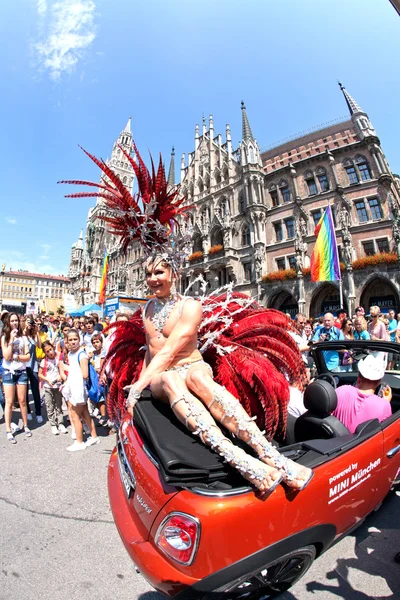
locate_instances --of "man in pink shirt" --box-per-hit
[333,354,392,433]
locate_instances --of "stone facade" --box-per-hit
[68,85,400,316]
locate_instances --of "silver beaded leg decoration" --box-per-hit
[210,385,301,482]
[170,393,273,487]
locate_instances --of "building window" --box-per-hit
[376,238,389,254]
[346,165,359,185]
[241,226,251,246]
[355,201,369,223]
[276,258,286,271]
[243,263,252,281]
[362,241,375,256]
[288,256,296,271]
[317,173,329,192]
[306,176,318,196]
[270,189,279,207]
[368,198,383,220]
[358,161,372,181]
[281,185,291,203]
[285,217,295,239]
[274,222,283,242]
[312,209,323,228]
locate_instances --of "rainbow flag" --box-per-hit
[98,249,109,304]
[310,205,341,282]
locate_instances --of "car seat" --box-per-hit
[294,379,350,442]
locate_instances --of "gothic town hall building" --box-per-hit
[68,85,400,317]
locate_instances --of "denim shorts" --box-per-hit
[2,369,28,386]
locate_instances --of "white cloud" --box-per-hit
[6,218,17,225]
[0,250,67,276]
[37,0,48,16]
[40,243,52,254]
[33,0,97,81]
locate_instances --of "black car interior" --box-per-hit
[294,380,350,443]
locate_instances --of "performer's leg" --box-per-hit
[186,365,313,491]
[150,371,283,494]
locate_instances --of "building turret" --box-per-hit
[239,101,262,167]
[338,82,377,141]
[167,147,176,187]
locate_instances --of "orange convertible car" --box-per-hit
[108,340,400,599]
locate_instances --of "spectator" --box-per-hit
[368,306,389,342]
[90,333,108,426]
[338,318,355,372]
[39,341,67,435]
[0,310,9,409]
[291,314,310,361]
[83,318,101,356]
[56,322,71,356]
[333,354,392,433]
[387,309,398,343]
[334,309,347,329]
[78,317,87,344]
[312,312,341,370]
[48,318,61,344]
[62,329,99,452]
[1,313,32,443]
[353,316,370,340]
[23,317,43,423]
[354,306,365,320]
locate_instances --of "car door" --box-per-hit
[323,428,383,538]
[376,412,400,502]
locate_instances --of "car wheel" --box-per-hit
[209,545,316,599]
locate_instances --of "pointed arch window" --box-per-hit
[304,171,317,196]
[355,155,372,181]
[343,159,359,185]
[279,180,291,203]
[249,145,255,163]
[316,167,330,192]
[269,184,279,207]
[241,225,251,246]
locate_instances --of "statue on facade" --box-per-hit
[86,221,96,256]
[254,246,265,279]
[339,205,354,268]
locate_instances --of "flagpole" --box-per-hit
[328,199,343,310]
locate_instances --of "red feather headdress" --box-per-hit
[58,142,193,271]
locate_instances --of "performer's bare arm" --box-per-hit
[133,299,202,392]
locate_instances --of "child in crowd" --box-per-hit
[55,322,71,356]
[90,333,108,426]
[62,329,99,452]
[38,341,67,435]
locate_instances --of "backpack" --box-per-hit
[85,361,104,403]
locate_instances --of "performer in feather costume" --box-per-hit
[60,142,313,495]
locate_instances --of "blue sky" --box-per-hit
[0,0,399,276]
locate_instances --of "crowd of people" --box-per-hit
[0,309,130,450]
[0,302,396,455]
[287,304,395,432]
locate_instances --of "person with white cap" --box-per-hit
[333,354,392,433]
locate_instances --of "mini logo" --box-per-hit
[136,494,152,514]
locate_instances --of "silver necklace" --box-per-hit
[150,294,179,335]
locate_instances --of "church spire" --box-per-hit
[123,115,132,133]
[338,82,376,141]
[241,100,255,141]
[338,82,363,116]
[167,146,175,186]
[76,229,83,249]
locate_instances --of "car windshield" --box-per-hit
[320,345,400,378]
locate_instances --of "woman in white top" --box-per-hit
[1,313,31,443]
